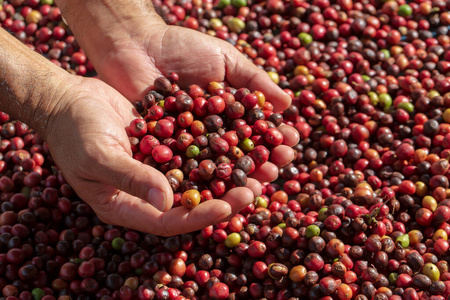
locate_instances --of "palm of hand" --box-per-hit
[147,26,230,87]
[57,25,299,235]
[44,78,132,186]
[97,26,254,103]
[45,77,162,220]
[94,24,297,183]
[44,77,258,236]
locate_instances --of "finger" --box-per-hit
[224,49,291,112]
[217,187,255,223]
[250,162,279,182]
[219,187,255,215]
[157,187,253,235]
[270,145,296,168]
[246,178,262,197]
[278,124,300,147]
[125,195,232,236]
[101,187,254,236]
[93,150,174,212]
[104,192,233,236]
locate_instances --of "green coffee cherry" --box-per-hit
[231,0,247,7]
[298,32,313,45]
[395,234,410,248]
[398,102,414,113]
[423,263,440,281]
[225,232,241,248]
[186,145,200,158]
[32,288,45,300]
[112,237,125,250]
[239,138,254,152]
[217,0,231,9]
[379,93,392,108]
[305,224,320,238]
[398,4,412,17]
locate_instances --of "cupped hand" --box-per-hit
[44,75,260,236]
[93,24,298,181]
[95,24,292,112]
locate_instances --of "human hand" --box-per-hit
[0,21,293,236]
[58,14,298,184]
[44,76,262,236]
[53,1,299,228]
[103,24,298,181]
[54,0,291,111]
[96,24,292,113]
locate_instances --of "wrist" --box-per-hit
[34,74,78,141]
[0,28,72,139]
[55,0,166,66]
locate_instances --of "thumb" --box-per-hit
[224,48,292,112]
[94,150,174,212]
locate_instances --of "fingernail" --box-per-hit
[148,188,166,211]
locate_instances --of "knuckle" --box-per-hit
[96,211,113,225]
[154,216,174,237]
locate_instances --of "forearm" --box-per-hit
[55,0,165,64]
[0,28,68,138]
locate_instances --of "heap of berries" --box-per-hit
[127,74,285,209]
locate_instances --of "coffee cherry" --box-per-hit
[181,189,201,209]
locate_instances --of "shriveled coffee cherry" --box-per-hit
[268,263,288,279]
[198,160,216,181]
[234,156,255,174]
[209,137,229,155]
[319,276,338,295]
[175,94,194,112]
[154,76,173,95]
[231,169,247,187]
[142,92,156,109]
[225,102,245,119]
[216,163,232,179]
[204,115,223,132]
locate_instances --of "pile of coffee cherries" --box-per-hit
[2,0,450,299]
[128,75,284,209]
